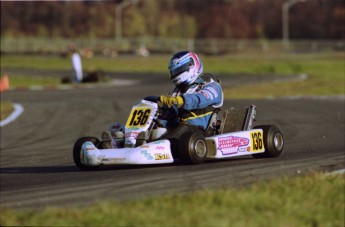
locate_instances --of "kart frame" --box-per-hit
[74,105,284,170]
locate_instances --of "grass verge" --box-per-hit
[1,52,344,98]
[6,75,60,87]
[213,52,344,98]
[0,101,14,121]
[1,173,344,226]
[224,75,344,99]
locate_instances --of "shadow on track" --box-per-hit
[0,166,78,174]
[0,156,255,174]
[0,163,179,174]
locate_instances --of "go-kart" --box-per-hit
[73,99,284,170]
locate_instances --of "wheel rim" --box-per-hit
[194,140,207,157]
[274,133,284,150]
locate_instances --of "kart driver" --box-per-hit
[103,51,223,148]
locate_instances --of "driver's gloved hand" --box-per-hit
[160,95,184,108]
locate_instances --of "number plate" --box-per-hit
[126,107,153,128]
[250,130,265,152]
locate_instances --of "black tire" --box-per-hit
[177,131,207,164]
[73,137,101,170]
[252,125,284,158]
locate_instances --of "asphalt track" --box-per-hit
[0,72,344,209]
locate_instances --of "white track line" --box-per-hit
[0,103,24,127]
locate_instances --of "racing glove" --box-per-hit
[159,95,184,108]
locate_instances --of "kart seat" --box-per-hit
[219,105,256,133]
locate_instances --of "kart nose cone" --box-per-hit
[81,142,102,166]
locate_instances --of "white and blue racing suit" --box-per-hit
[145,74,223,131]
[143,74,223,151]
[171,74,223,130]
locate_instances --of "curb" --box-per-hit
[0,103,24,127]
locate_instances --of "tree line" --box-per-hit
[1,0,344,40]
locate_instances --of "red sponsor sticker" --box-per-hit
[200,91,210,99]
[218,136,249,155]
[125,132,140,138]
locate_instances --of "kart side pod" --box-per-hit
[205,129,265,159]
[79,139,174,168]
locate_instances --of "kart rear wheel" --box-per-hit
[178,131,207,164]
[252,125,284,158]
[73,137,101,170]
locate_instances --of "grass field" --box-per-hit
[1,52,344,98]
[0,101,13,121]
[1,173,343,226]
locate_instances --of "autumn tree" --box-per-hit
[0,0,343,39]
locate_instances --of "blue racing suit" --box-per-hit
[145,74,223,131]
[172,74,223,130]
[143,74,223,153]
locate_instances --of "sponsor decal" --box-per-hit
[125,132,140,138]
[155,146,165,151]
[102,158,126,163]
[154,153,170,160]
[218,136,249,155]
[200,90,210,99]
[204,86,218,98]
[141,150,153,160]
[238,146,249,152]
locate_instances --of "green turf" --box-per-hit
[0,101,13,121]
[1,173,343,226]
[206,52,344,98]
[4,75,60,87]
[1,52,344,98]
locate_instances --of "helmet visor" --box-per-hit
[170,59,193,78]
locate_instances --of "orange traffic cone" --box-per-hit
[0,75,10,92]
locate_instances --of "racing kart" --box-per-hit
[73,99,284,170]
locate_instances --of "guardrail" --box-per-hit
[1,37,344,55]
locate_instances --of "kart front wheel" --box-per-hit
[73,137,101,170]
[178,131,207,164]
[252,125,284,158]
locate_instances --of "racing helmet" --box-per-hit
[168,51,203,87]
